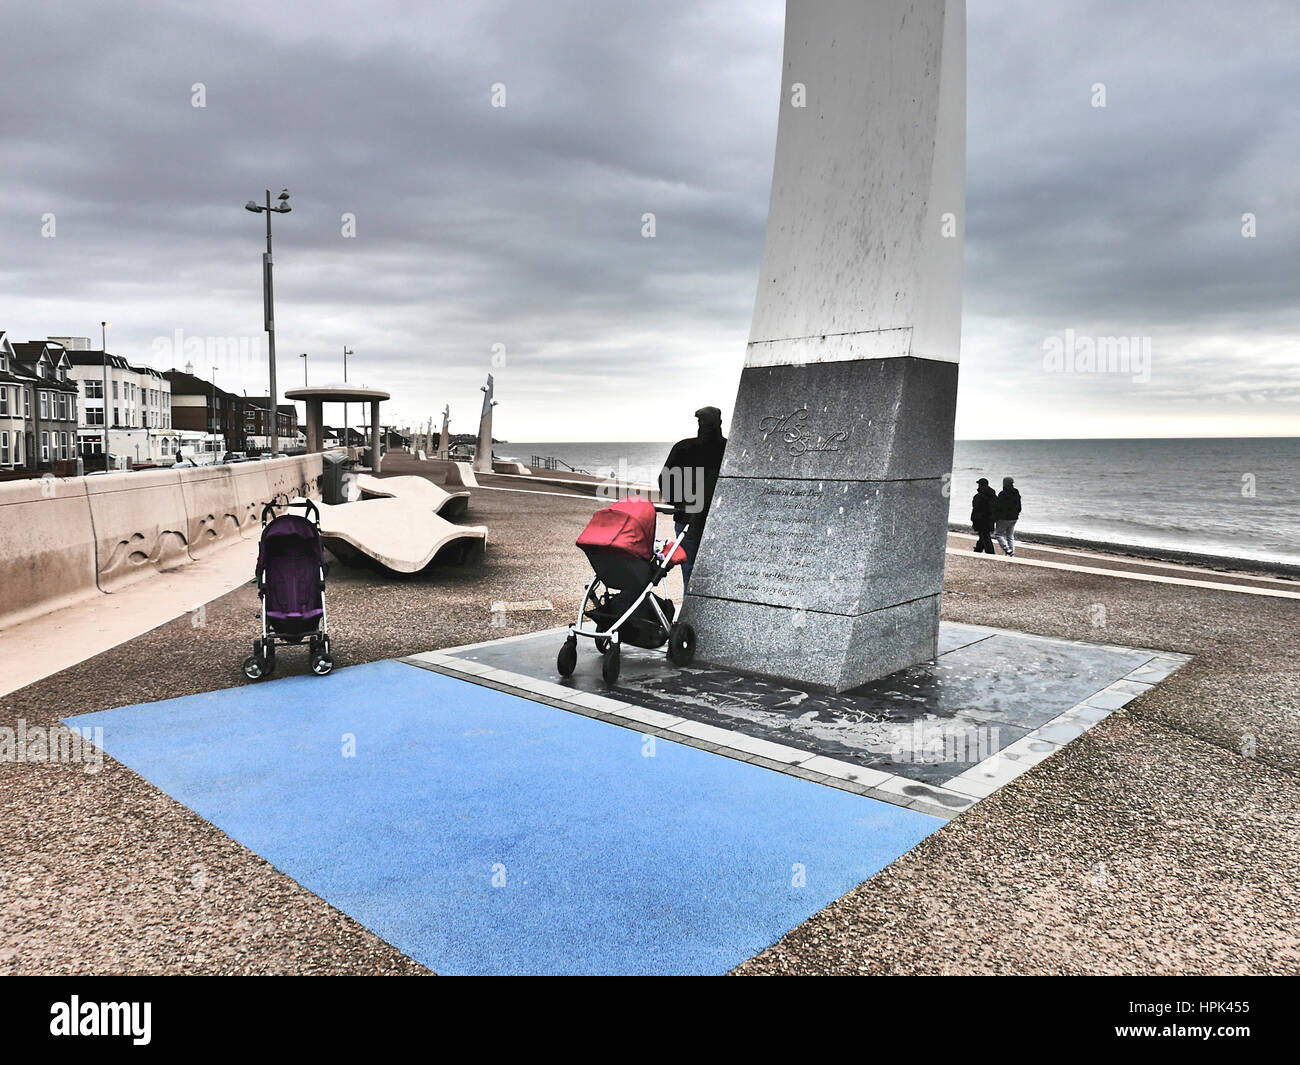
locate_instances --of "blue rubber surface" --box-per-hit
[67,660,941,975]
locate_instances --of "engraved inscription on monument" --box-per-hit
[758,408,851,457]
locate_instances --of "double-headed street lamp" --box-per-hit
[244,188,292,456]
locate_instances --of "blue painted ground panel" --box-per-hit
[67,661,940,974]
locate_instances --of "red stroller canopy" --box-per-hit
[576,497,686,568]
[577,497,657,560]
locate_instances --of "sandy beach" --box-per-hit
[1,451,1296,975]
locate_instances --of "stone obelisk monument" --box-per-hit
[438,404,450,460]
[683,0,965,692]
[474,375,497,474]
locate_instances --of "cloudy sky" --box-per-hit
[3,0,1298,441]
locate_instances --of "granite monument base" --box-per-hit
[684,594,940,695]
[683,356,958,692]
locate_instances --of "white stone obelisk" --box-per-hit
[474,375,496,474]
[438,404,450,459]
[683,0,966,692]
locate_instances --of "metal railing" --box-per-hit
[530,454,591,475]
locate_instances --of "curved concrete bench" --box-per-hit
[356,473,470,521]
[492,460,531,475]
[317,498,487,572]
[444,461,479,488]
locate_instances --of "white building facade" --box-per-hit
[60,341,175,465]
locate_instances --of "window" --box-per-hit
[56,394,65,420]
[85,407,103,427]
[39,391,49,419]
[62,432,70,458]
[40,431,49,461]
[0,431,9,466]
[23,389,30,417]
[85,379,103,399]
[112,407,119,426]
[0,386,7,416]
[86,438,102,456]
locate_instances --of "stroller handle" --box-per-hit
[261,498,321,527]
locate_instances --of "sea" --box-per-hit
[502,438,1300,567]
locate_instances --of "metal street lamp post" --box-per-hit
[244,188,292,456]
[211,365,219,457]
[100,320,110,470]
[342,346,353,446]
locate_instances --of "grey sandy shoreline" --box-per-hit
[947,522,1300,580]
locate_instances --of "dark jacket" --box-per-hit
[970,485,997,533]
[660,431,727,533]
[995,487,1022,522]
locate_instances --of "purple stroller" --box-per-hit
[242,499,335,679]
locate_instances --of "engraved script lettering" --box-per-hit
[758,407,850,456]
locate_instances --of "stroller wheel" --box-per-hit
[601,644,621,687]
[595,637,612,654]
[668,622,697,667]
[556,636,577,678]
[312,654,335,676]
[242,656,263,680]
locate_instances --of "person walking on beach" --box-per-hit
[971,477,997,553]
[994,476,1022,557]
[659,406,727,589]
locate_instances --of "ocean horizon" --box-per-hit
[501,437,1300,568]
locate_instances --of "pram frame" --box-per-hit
[559,501,698,686]
[567,503,688,649]
[242,498,333,679]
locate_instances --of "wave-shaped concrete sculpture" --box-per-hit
[444,462,479,489]
[317,498,487,572]
[356,473,470,521]
[684,0,966,692]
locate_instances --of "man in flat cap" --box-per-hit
[659,406,728,589]
[971,477,998,554]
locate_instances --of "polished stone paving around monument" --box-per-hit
[406,623,1191,820]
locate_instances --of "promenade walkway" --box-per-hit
[2,451,1296,974]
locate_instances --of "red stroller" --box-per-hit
[242,499,335,680]
[557,497,696,686]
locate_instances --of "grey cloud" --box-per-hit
[1,0,1296,437]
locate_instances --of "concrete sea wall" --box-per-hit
[0,455,322,629]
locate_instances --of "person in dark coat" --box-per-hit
[971,477,997,553]
[659,406,727,589]
[994,476,1022,556]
